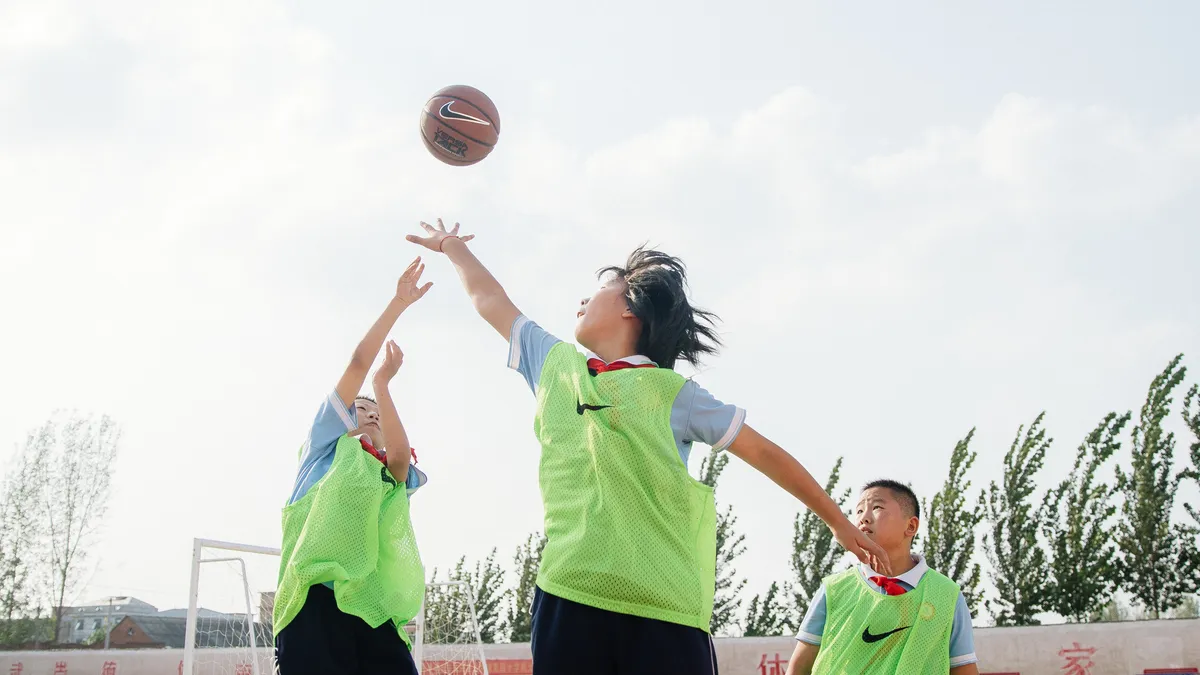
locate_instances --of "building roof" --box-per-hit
[119,615,271,649]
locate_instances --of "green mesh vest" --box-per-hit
[812,567,959,674]
[534,343,718,632]
[274,434,424,646]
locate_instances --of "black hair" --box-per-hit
[598,246,721,370]
[354,395,377,405]
[864,479,920,520]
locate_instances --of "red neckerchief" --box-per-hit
[868,576,908,596]
[586,358,657,375]
[359,437,418,466]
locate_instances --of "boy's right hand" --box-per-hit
[833,520,893,576]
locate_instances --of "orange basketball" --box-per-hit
[420,85,500,166]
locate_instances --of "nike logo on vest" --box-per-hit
[576,400,612,415]
[861,625,911,643]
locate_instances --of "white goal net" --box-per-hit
[183,539,488,675]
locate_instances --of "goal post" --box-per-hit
[184,538,490,675]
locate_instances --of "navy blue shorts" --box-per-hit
[275,583,418,675]
[531,588,719,675]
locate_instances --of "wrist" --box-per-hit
[372,376,394,389]
[438,235,462,254]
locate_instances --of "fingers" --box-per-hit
[436,218,447,232]
[401,257,421,278]
[415,281,433,298]
[449,222,460,235]
[461,234,475,243]
[419,221,436,234]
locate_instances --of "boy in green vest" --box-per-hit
[274,258,432,675]
[408,220,891,675]
[785,479,979,675]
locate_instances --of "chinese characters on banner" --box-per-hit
[757,653,788,675]
[1059,642,1097,675]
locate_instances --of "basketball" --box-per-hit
[420,85,501,166]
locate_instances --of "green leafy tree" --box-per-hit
[0,434,45,647]
[1043,412,1129,622]
[1115,355,1199,618]
[699,448,747,636]
[742,581,791,637]
[921,429,984,616]
[790,457,851,621]
[1183,384,1200,527]
[505,533,545,643]
[984,413,1051,626]
[425,550,508,644]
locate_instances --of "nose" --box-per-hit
[858,511,872,526]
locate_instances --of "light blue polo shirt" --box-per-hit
[288,390,427,505]
[796,555,978,668]
[508,315,747,464]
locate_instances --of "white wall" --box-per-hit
[4,618,1198,674]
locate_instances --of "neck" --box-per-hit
[881,546,916,577]
[585,337,640,364]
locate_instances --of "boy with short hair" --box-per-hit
[785,479,979,675]
[273,258,432,675]
[408,220,891,675]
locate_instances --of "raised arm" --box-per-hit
[407,219,521,341]
[728,424,893,575]
[334,258,432,407]
[372,340,412,483]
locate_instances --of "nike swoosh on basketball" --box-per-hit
[576,400,612,415]
[861,626,910,643]
[439,101,490,125]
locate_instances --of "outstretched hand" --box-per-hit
[395,257,433,307]
[406,218,475,253]
[833,522,893,576]
[373,340,404,384]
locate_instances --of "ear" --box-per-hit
[906,516,920,539]
[621,306,637,319]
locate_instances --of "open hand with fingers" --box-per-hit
[406,218,475,253]
[394,257,433,308]
[833,521,893,576]
[373,340,404,386]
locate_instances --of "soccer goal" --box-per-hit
[183,538,489,675]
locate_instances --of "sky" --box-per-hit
[1,0,1199,625]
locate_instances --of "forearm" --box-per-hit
[440,237,520,338]
[729,426,846,527]
[336,299,408,407]
[354,299,408,364]
[373,381,411,482]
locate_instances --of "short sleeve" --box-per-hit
[507,315,562,394]
[795,586,828,645]
[289,391,358,503]
[673,380,746,452]
[948,592,978,667]
[406,463,428,498]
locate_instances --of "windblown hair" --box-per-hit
[598,246,721,370]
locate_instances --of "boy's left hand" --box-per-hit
[373,340,404,384]
[395,257,433,308]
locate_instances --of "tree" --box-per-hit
[505,532,545,643]
[25,412,121,642]
[1183,384,1200,527]
[1115,355,1199,618]
[0,434,47,647]
[790,457,851,621]
[457,550,506,643]
[1042,412,1129,622]
[742,582,791,637]
[984,413,1051,626]
[698,448,747,636]
[921,429,984,616]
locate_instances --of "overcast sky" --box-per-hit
[1,0,1198,624]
